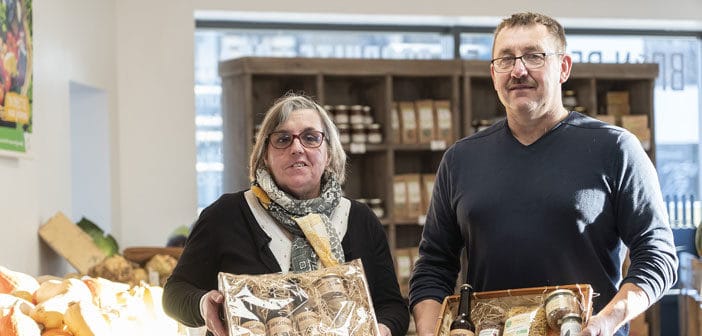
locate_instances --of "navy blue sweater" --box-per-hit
[409,112,677,335]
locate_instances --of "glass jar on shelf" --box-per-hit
[337,124,350,145]
[367,123,383,144]
[349,105,364,125]
[351,124,367,143]
[563,90,578,110]
[334,105,349,125]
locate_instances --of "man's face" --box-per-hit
[490,24,571,117]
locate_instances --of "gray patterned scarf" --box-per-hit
[252,168,345,273]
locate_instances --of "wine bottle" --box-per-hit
[449,284,476,336]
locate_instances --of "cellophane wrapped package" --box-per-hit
[218,259,380,336]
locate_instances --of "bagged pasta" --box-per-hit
[218,259,380,336]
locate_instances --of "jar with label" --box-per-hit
[476,319,502,336]
[559,313,582,336]
[240,317,266,336]
[334,105,349,125]
[293,301,320,336]
[337,124,350,145]
[544,289,581,330]
[351,124,367,143]
[349,105,364,125]
[362,106,373,125]
[314,274,346,300]
[368,198,384,218]
[367,123,383,144]
[266,309,294,336]
[563,90,578,109]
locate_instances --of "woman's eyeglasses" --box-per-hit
[267,130,325,149]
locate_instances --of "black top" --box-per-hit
[163,191,409,336]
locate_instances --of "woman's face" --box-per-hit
[264,109,329,200]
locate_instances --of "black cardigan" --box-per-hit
[163,191,409,336]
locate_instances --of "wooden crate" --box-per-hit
[435,284,593,336]
[38,212,108,274]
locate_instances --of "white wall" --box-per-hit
[0,0,700,276]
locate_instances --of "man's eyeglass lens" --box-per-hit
[491,53,560,72]
[269,131,324,149]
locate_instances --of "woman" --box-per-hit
[163,94,409,336]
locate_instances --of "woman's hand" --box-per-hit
[378,323,392,336]
[200,290,227,336]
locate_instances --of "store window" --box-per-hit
[195,24,702,222]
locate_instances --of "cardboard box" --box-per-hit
[435,284,594,336]
[391,102,401,144]
[395,248,413,297]
[415,100,435,144]
[621,115,649,132]
[393,175,408,218]
[607,104,631,117]
[434,100,453,145]
[405,174,423,218]
[594,114,617,125]
[606,91,630,105]
[399,101,418,144]
[421,174,436,215]
[38,212,108,274]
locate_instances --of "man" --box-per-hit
[409,12,678,336]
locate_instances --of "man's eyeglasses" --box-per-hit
[267,130,325,149]
[491,52,563,73]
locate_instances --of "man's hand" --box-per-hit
[412,299,443,336]
[200,290,227,336]
[581,283,650,336]
[581,313,619,336]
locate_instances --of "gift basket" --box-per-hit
[218,259,380,336]
[436,284,594,336]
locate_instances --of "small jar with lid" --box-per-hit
[559,313,583,336]
[563,90,578,109]
[362,105,373,125]
[334,105,349,125]
[368,198,384,218]
[337,124,350,144]
[351,124,367,143]
[349,105,364,125]
[476,319,502,336]
[367,123,383,144]
[544,289,581,330]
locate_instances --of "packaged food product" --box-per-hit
[218,259,380,336]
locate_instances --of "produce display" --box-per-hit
[75,218,119,258]
[0,265,181,336]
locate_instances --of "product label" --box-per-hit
[449,329,475,336]
[503,311,536,336]
[560,320,582,336]
[267,316,294,335]
[478,328,500,336]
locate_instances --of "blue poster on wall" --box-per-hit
[0,0,31,156]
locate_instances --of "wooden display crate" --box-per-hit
[435,284,593,336]
[38,211,108,274]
